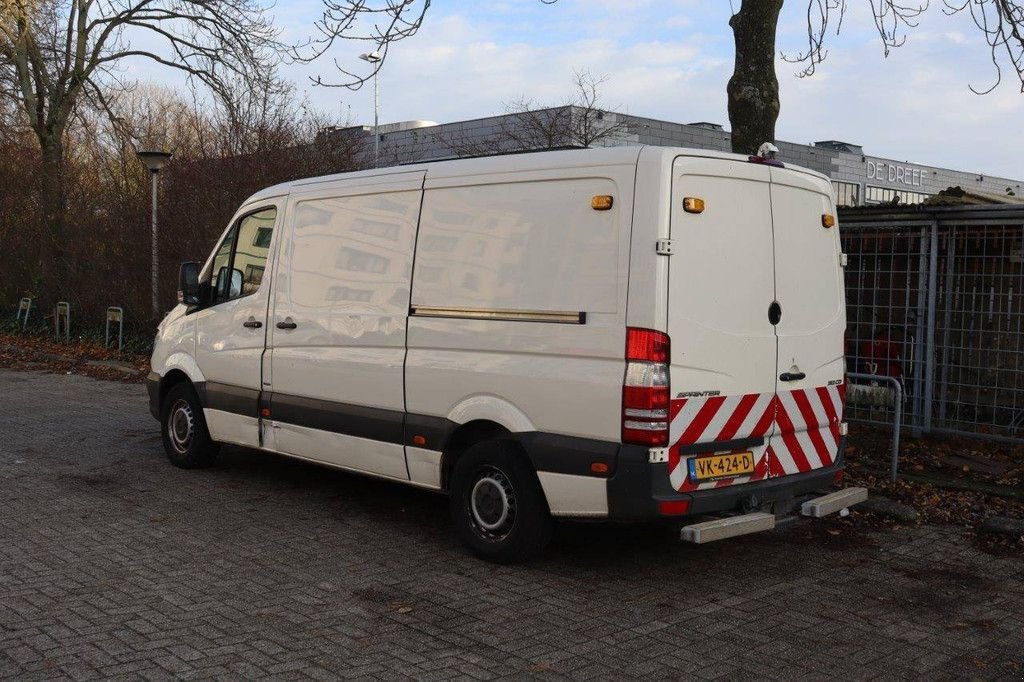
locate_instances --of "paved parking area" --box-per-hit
[1,369,1023,680]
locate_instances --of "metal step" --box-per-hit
[680,512,776,544]
[800,487,869,518]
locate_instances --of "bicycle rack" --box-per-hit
[54,301,70,341]
[847,372,903,481]
[15,297,31,329]
[105,307,124,351]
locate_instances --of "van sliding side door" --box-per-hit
[265,172,426,478]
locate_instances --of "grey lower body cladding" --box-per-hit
[147,374,844,520]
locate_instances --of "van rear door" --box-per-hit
[765,168,845,478]
[665,157,778,494]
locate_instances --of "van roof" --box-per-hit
[242,146,832,205]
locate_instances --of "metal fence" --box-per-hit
[840,204,1024,441]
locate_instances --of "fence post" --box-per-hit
[923,220,939,434]
[938,226,957,425]
[911,227,928,437]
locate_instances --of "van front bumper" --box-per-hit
[146,371,161,420]
[606,439,846,520]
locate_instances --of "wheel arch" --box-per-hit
[439,419,512,492]
[155,352,206,412]
[439,395,538,491]
[158,369,203,413]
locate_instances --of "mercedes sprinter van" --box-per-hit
[148,146,865,562]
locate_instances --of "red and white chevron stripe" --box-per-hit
[666,384,845,493]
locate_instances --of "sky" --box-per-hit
[131,0,1022,179]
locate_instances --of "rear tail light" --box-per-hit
[622,327,670,446]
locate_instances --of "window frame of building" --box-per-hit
[833,181,860,207]
[864,185,930,206]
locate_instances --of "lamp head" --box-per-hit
[137,150,172,173]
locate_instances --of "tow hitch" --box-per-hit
[680,487,868,544]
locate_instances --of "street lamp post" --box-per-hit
[136,150,172,319]
[359,51,382,167]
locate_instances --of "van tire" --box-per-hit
[160,382,220,469]
[449,440,553,563]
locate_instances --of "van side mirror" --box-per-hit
[178,262,201,305]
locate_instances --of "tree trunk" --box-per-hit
[727,0,784,156]
[37,132,66,302]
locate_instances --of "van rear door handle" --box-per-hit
[276,319,297,330]
[780,372,806,382]
[242,317,262,329]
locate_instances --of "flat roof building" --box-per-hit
[327,106,1022,207]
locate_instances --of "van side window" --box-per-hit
[210,207,277,305]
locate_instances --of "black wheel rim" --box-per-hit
[168,399,195,455]
[466,465,517,542]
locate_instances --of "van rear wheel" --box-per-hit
[449,440,553,563]
[161,382,220,469]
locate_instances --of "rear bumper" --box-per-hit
[606,438,846,520]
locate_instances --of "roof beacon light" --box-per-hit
[748,141,785,168]
[758,142,779,159]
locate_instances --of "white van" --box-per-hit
[148,146,865,562]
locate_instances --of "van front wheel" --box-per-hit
[449,441,553,563]
[160,382,220,469]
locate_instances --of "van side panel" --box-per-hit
[266,173,424,479]
[406,164,637,512]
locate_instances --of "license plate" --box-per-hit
[688,451,755,482]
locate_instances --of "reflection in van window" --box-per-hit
[356,220,401,240]
[232,208,276,298]
[287,192,419,311]
[327,286,373,303]
[337,247,389,274]
[253,227,273,248]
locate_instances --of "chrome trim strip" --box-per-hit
[410,306,586,324]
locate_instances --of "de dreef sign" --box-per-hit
[867,160,927,187]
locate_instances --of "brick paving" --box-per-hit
[1,368,1022,680]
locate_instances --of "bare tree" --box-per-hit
[500,70,630,151]
[435,70,629,158]
[566,69,630,148]
[292,0,430,88]
[500,103,574,151]
[0,0,279,296]
[730,0,1024,155]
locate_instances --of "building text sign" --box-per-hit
[867,161,927,187]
